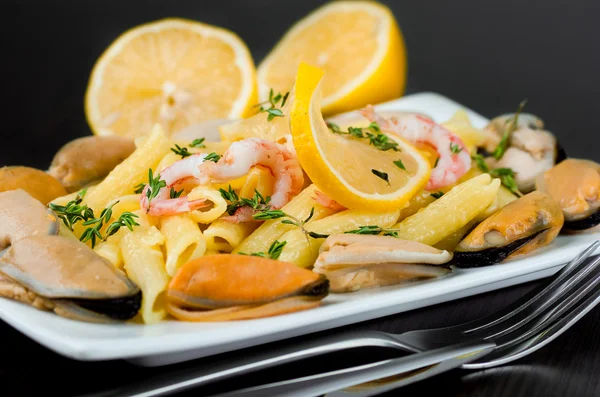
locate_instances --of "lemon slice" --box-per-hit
[290,63,431,211]
[257,1,407,116]
[85,18,257,139]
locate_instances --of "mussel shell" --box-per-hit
[0,189,60,249]
[562,208,600,231]
[168,254,329,310]
[450,232,541,268]
[66,290,142,320]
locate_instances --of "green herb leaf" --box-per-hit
[145,169,167,211]
[190,138,206,148]
[472,154,490,173]
[239,239,287,260]
[304,207,315,223]
[344,225,400,237]
[308,231,329,239]
[326,122,342,134]
[169,187,184,199]
[492,99,528,160]
[434,157,440,168]
[133,183,145,194]
[371,169,390,185]
[449,142,462,154]
[327,123,399,151]
[490,167,522,196]
[253,210,287,220]
[393,159,406,171]
[171,144,192,158]
[431,191,444,199]
[204,152,221,163]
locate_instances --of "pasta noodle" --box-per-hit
[160,214,206,277]
[233,184,338,254]
[84,124,172,212]
[204,220,258,253]
[187,186,228,223]
[276,208,401,268]
[94,240,123,268]
[120,225,169,324]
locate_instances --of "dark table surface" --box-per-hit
[2,1,600,396]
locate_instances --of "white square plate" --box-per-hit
[1,92,597,367]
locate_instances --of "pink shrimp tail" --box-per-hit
[313,190,346,211]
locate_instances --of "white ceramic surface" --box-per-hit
[1,92,595,367]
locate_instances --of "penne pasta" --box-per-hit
[239,165,275,199]
[120,225,169,324]
[233,184,338,255]
[392,174,501,246]
[160,214,206,277]
[94,240,123,268]
[277,208,401,268]
[84,124,172,212]
[204,220,258,252]
[187,186,228,223]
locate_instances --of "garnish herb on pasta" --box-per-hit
[239,240,287,260]
[345,225,400,237]
[171,144,192,158]
[145,169,167,210]
[204,152,221,162]
[190,138,206,148]
[257,89,289,121]
[253,207,329,239]
[219,186,271,215]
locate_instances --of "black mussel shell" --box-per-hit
[301,276,330,298]
[67,290,142,320]
[563,209,600,231]
[555,142,567,164]
[450,232,541,268]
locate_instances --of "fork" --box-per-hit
[104,241,600,397]
[213,244,600,397]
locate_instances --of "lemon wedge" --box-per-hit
[257,1,407,116]
[85,18,257,139]
[290,63,431,211]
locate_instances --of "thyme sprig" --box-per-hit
[48,188,93,231]
[145,169,167,211]
[48,190,139,248]
[171,144,192,158]
[344,225,400,238]
[219,186,271,216]
[492,99,528,160]
[371,169,390,185]
[204,152,221,163]
[190,138,206,148]
[253,207,328,240]
[257,89,289,121]
[239,240,287,260]
[472,154,522,196]
[326,121,400,152]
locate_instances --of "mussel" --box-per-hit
[481,113,566,193]
[49,136,135,192]
[451,191,564,268]
[535,159,600,231]
[0,166,67,205]
[167,254,329,321]
[0,189,141,323]
[313,235,452,293]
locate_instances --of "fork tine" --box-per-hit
[464,270,600,369]
[473,252,600,340]
[491,256,600,349]
[464,240,600,334]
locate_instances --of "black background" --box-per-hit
[1,0,599,170]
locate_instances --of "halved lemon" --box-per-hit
[290,63,431,211]
[85,18,257,139]
[257,1,407,117]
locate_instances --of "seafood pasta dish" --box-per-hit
[0,2,598,326]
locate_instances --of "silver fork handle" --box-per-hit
[106,330,416,397]
[211,341,496,397]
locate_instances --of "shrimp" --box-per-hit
[197,138,304,209]
[220,206,256,223]
[139,138,303,217]
[313,190,346,211]
[360,105,471,190]
[140,154,211,216]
